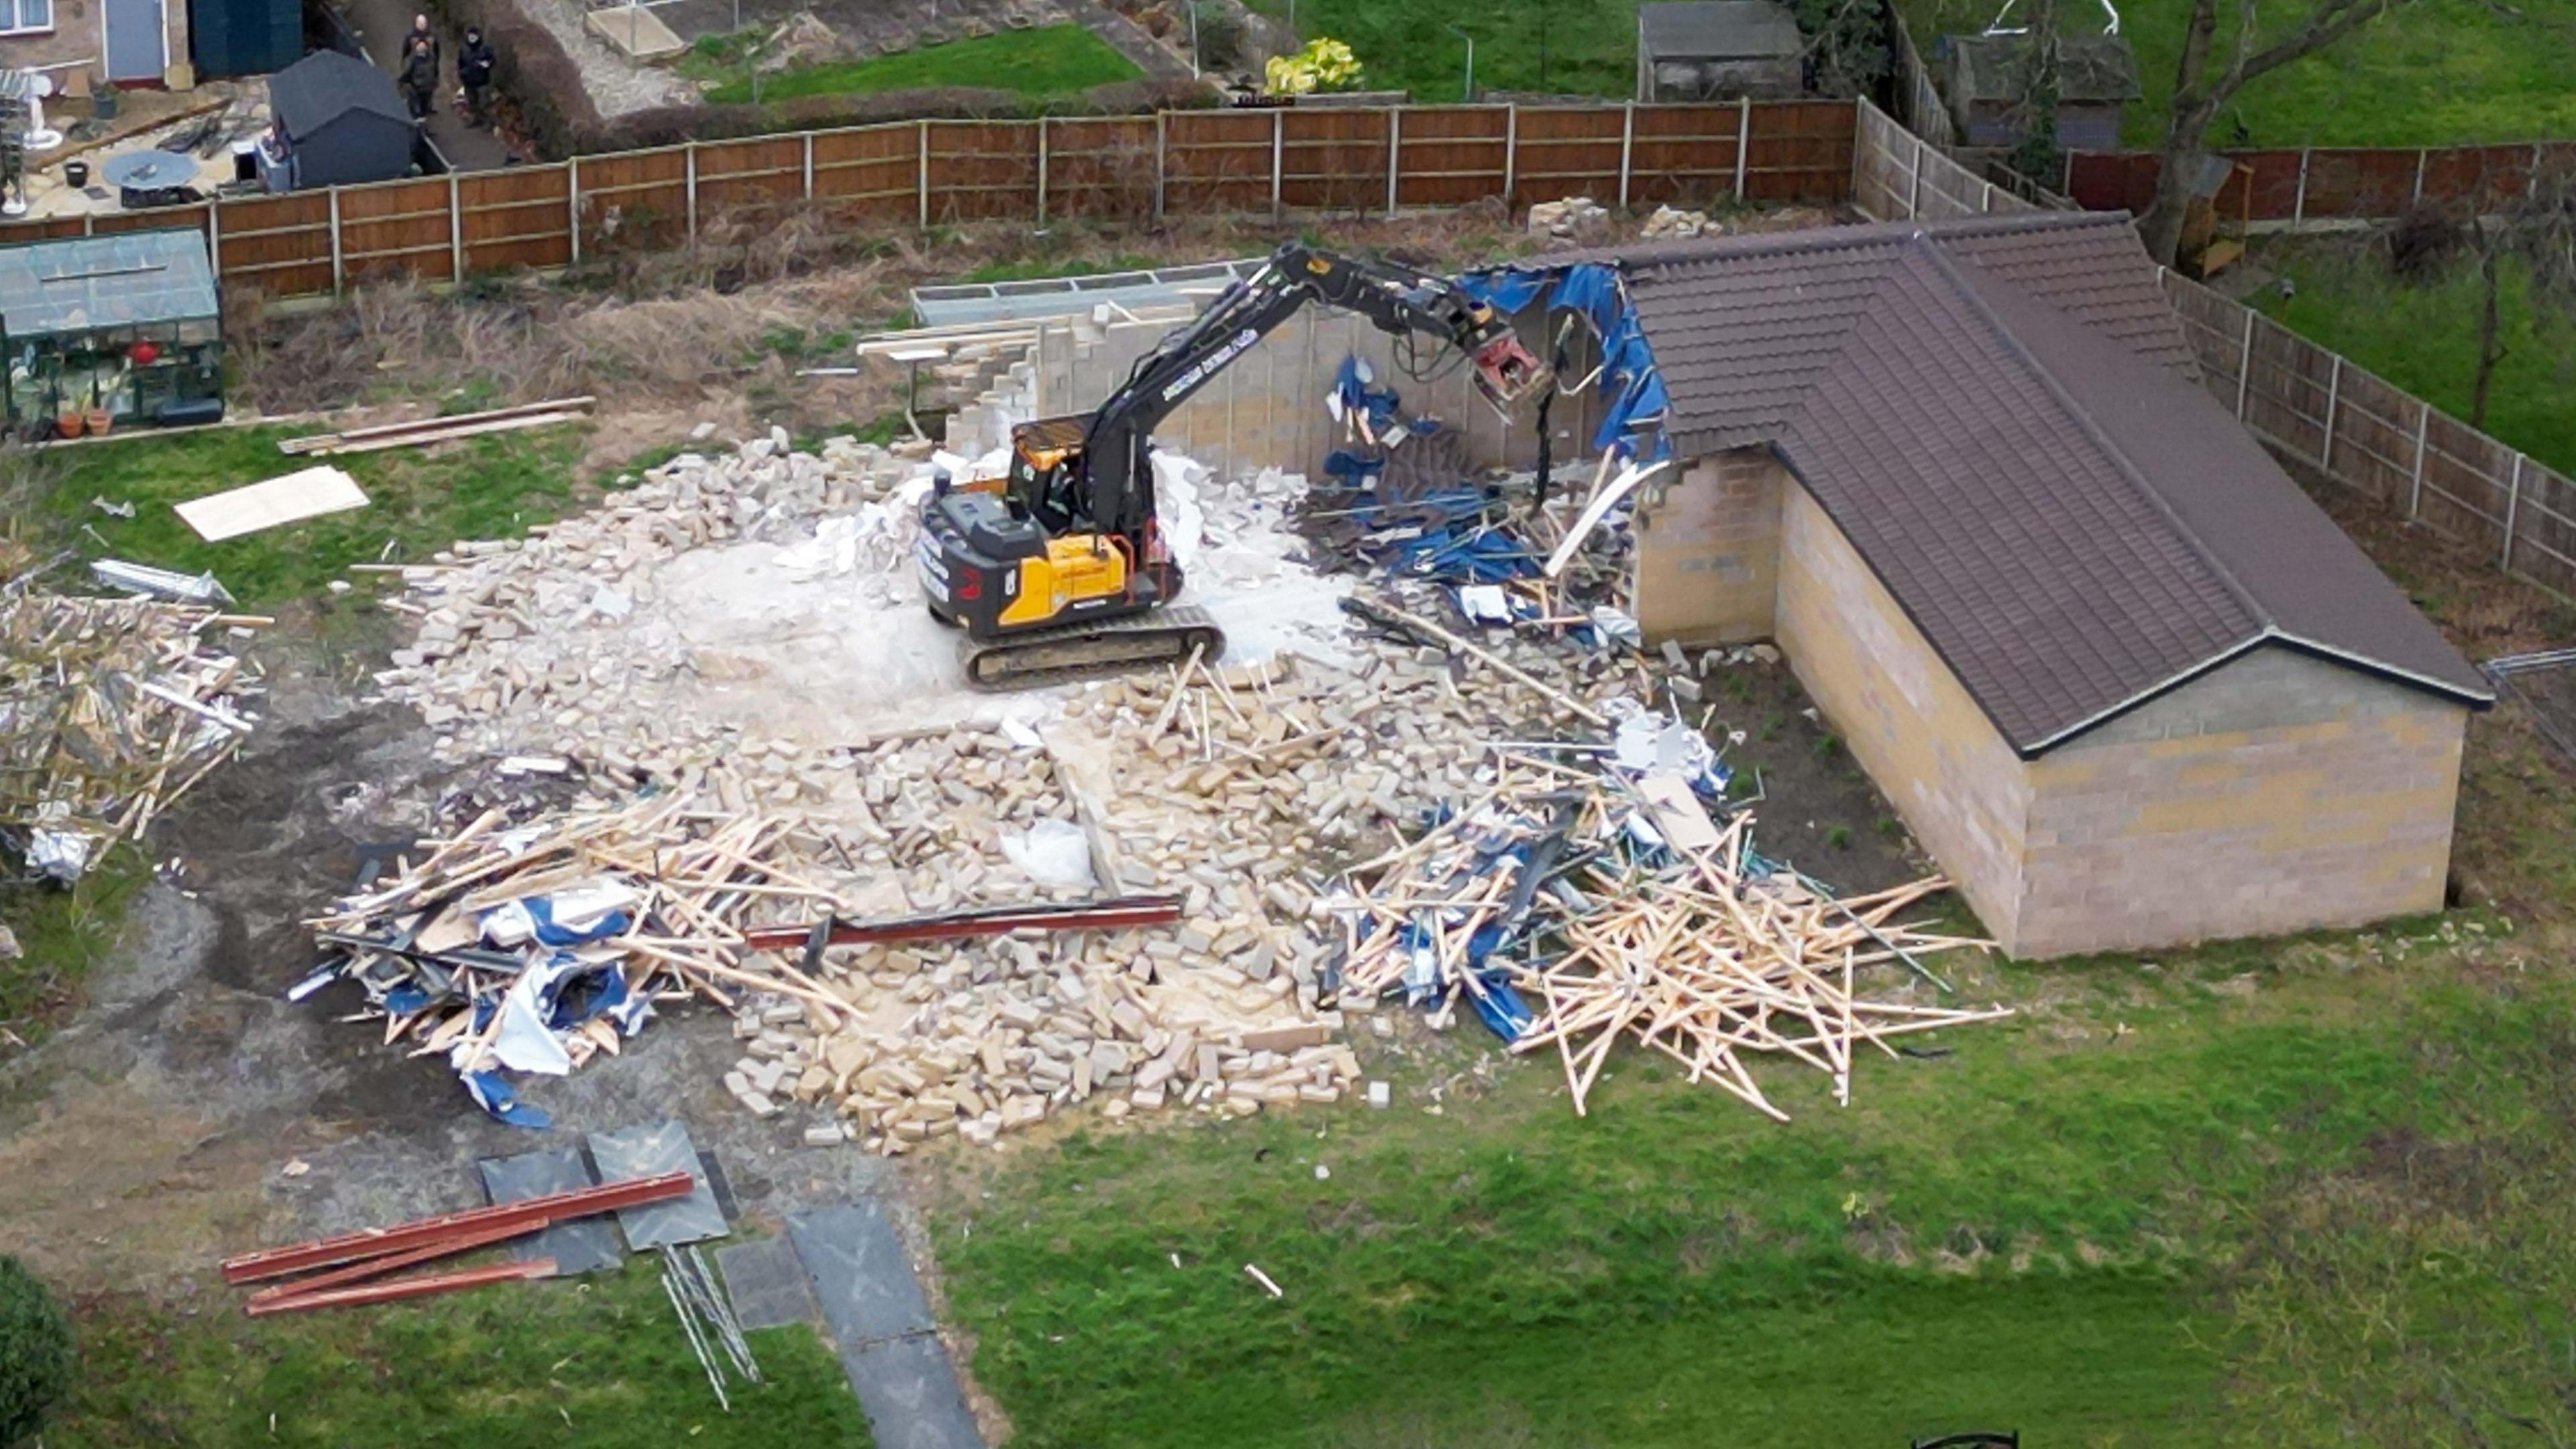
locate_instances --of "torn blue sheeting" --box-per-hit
[465,1071,554,1130]
[480,895,633,948]
[1458,268,1550,315]
[1457,260,1670,462]
[1331,356,1403,434]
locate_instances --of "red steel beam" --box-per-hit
[244,1218,533,1307]
[739,894,1183,953]
[220,1171,692,1285]
[246,1258,557,1316]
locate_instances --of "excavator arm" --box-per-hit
[1076,241,1550,541]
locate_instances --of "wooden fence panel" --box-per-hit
[214,192,332,296]
[336,177,453,284]
[2416,413,2516,547]
[88,205,209,240]
[1509,107,1622,207]
[2511,460,2576,586]
[808,123,919,223]
[1042,117,1155,219]
[462,166,573,274]
[1743,100,1856,203]
[2302,149,2417,221]
[2322,366,2419,513]
[694,136,806,219]
[2240,316,2334,460]
[1849,102,1916,220]
[1627,103,1739,205]
[928,120,1038,222]
[575,147,689,254]
[1392,106,1502,209]
[1163,111,1272,214]
[2064,151,2155,214]
[0,217,91,243]
[1279,107,1394,213]
[2239,151,2304,221]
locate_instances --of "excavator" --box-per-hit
[916,241,1551,690]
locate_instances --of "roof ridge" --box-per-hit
[1904,238,2274,637]
[1596,209,2133,273]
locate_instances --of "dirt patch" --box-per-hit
[1690,649,1931,898]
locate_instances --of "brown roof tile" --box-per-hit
[1575,212,2488,751]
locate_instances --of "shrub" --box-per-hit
[0,1256,73,1447]
[1190,1,1248,72]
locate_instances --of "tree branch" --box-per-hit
[2235,0,2400,85]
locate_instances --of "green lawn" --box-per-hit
[1244,0,1638,102]
[2251,239,2576,480]
[1900,0,2576,149]
[929,906,2576,1447]
[698,24,1141,105]
[3,421,594,610]
[46,1252,871,1447]
[0,846,148,1049]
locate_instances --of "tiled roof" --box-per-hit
[1595,213,2489,751]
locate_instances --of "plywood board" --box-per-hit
[174,466,368,541]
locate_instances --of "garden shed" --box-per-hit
[1633,1,1804,101]
[1534,213,2490,957]
[1940,32,2139,150]
[0,227,223,438]
[264,50,417,190]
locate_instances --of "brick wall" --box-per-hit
[1774,485,2037,947]
[3,0,188,85]
[2015,647,2467,957]
[1631,446,1784,645]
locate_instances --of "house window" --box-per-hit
[0,0,54,32]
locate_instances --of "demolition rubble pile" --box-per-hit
[0,545,263,881]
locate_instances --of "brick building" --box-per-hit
[1605,213,2491,957]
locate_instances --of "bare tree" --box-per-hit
[2460,160,2576,429]
[2140,0,2418,266]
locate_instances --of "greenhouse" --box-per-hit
[0,228,225,439]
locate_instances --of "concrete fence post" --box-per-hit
[1618,102,1635,209]
[81,213,94,235]
[684,142,699,244]
[205,200,220,276]
[802,132,815,202]
[327,188,344,295]
[1907,135,1923,218]
[1036,117,1049,225]
[1385,108,1401,216]
[568,159,582,266]
[1503,103,1519,207]
[1270,107,1285,220]
[2291,147,2310,232]
[2406,401,2430,521]
[1154,111,1168,222]
[2502,452,2526,570]
[1733,95,1750,201]
[2533,142,2546,199]
[2410,147,2427,207]
[917,121,932,229]
[2318,354,2343,471]
[2235,308,2255,418]
[448,172,465,283]
[1980,178,1996,212]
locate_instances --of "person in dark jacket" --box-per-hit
[409,13,440,73]
[457,27,496,126]
[400,36,439,120]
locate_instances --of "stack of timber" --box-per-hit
[283,397,598,458]
[1332,729,2004,1122]
[0,545,264,879]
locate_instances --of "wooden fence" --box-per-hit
[1852,99,2576,600]
[0,100,1855,303]
[2065,142,2576,229]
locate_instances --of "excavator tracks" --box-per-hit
[959,605,1227,692]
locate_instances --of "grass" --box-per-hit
[2249,239,2576,480]
[1244,0,1637,102]
[697,24,1140,105]
[0,847,150,1049]
[47,1252,872,1447]
[1898,0,2576,150]
[3,421,595,610]
[929,921,2576,1447]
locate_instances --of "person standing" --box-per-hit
[407,14,441,113]
[400,36,439,120]
[457,26,496,127]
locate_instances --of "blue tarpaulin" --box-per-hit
[1459,261,1670,462]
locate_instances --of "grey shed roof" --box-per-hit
[1587,213,2489,753]
[1946,33,2141,103]
[0,229,221,338]
[1638,1,1803,58]
[268,48,411,140]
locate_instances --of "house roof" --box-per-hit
[268,49,411,140]
[1637,1,1803,60]
[0,229,221,338]
[1945,33,2141,104]
[1595,213,2490,753]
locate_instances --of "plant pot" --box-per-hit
[85,408,111,437]
[56,411,86,439]
[62,160,89,188]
